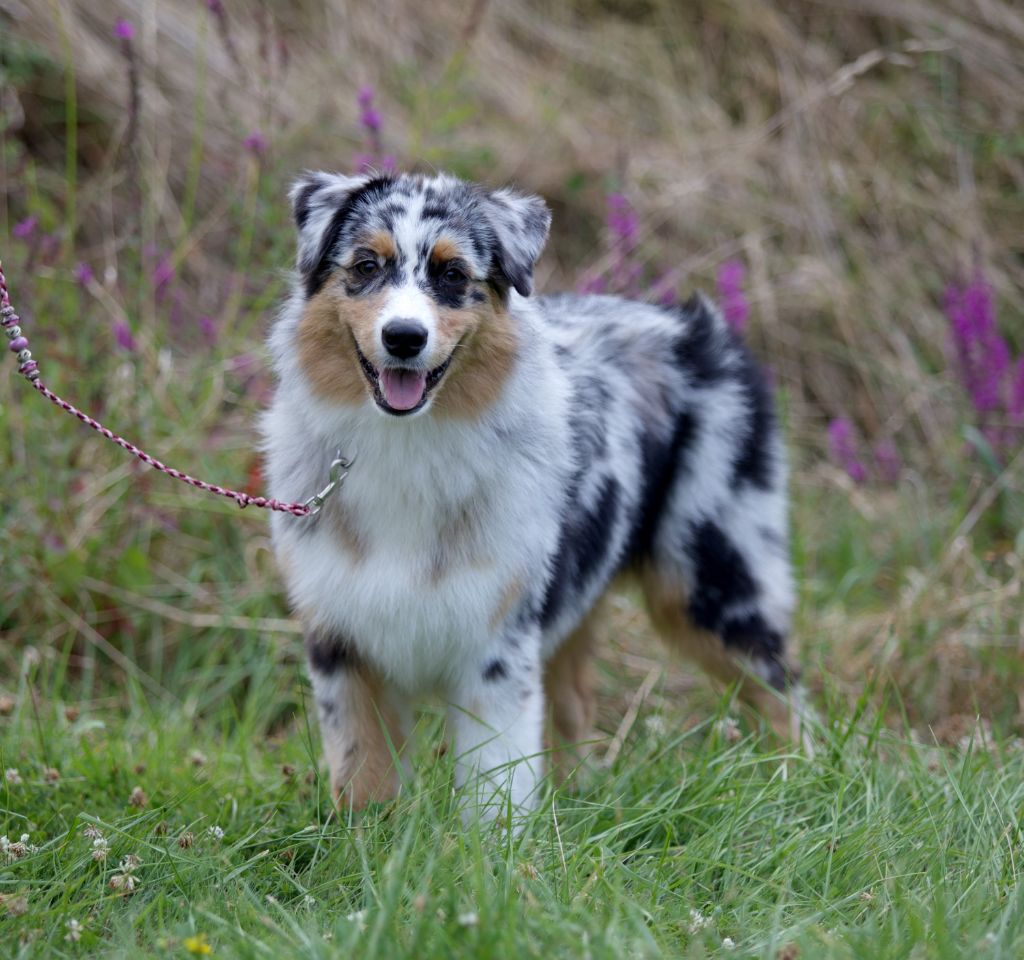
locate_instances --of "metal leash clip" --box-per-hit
[303,451,355,516]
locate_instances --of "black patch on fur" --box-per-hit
[540,476,620,628]
[424,260,469,309]
[304,176,394,299]
[625,409,698,563]
[731,345,776,490]
[720,611,791,690]
[685,519,757,635]
[720,611,783,657]
[673,296,729,386]
[376,201,407,234]
[422,203,451,221]
[483,659,508,682]
[292,179,323,231]
[305,630,357,674]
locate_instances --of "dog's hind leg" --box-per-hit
[640,564,808,746]
[305,627,409,810]
[544,609,601,786]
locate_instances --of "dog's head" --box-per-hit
[288,171,550,419]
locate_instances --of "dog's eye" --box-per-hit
[441,266,467,286]
[354,259,380,278]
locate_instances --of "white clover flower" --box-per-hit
[644,714,667,735]
[208,825,224,841]
[457,911,479,927]
[65,919,83,942]
[346,909,368,932]
[722,937,736,950]
[109,873,137,893]
[4,768,22,785]
[716,716,741,743]
[92,836,110,861]
[2,834,31,861]
[687,908,710,934]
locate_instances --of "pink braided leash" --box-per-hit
[1,260,322,518]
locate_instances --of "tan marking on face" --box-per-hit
[327,500,367,563]
[296,286,383,406]
[430,236,461,264]
[432,288,519,420]
[489,578,525,631]
[365,230,397,261]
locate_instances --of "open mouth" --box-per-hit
[354,342,454,416]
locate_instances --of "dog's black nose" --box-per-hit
[382,319,428,360]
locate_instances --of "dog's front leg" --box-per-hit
[305,627,409,810]
[447,625,544,825]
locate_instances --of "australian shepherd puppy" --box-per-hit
[263,171,800,820]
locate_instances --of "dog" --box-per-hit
[262,170,801,820]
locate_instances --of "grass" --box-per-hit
[2,0,1024,955]
[4,664,1024,958]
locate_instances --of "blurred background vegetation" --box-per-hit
[1,0,1022,739]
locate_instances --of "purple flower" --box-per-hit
[243,130,268,156]
[114,18,135,40]
[603,193,643,296]
[946,273,1010,415]
[12,216,38,240]
[39,232,61,265]
[150,255,174,301]
[353,86,389,172]
[229,352,258,377]
[873,439,902,484]
[606,193,638,249]
[73,262,94,286]
[357,85,382,132]
[112,320,136,352]
[577,274,607,295]
[716,259,750,334]
[206,0,224,12]
[199,315,218,345]
[649,271,678,306]
[360,107,381,133]
[828,417,868,484]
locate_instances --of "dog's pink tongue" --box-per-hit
[379,368,428,411]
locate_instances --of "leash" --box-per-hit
[1,260,349,518]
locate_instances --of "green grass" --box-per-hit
[3,666,1024,958]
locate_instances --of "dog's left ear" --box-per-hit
[481,187,551,297]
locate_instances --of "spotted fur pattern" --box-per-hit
[263,171,800,822]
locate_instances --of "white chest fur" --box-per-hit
[265,377,569,692]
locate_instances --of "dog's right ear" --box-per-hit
[289,171,370,298]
